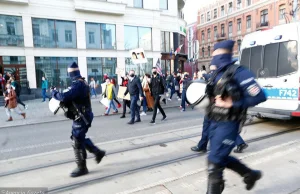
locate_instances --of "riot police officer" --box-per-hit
[191,60,248,154]
[205,40,267,194]
[52,62,106,177]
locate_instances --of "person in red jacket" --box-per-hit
[120,74,131,118]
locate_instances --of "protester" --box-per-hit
[4,83,26,121]
[103,79,118,116]
[41,76,51,102]
[89,77,97,98]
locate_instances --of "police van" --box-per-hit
[240,22,299,120]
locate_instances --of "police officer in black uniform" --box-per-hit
[205,40,267,193]
[52,62,106,177]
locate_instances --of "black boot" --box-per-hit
[70,147,88,177]
[226,159,262,190]
[234,143,248,153]
[207,162,225,194]
[85,138,106,164]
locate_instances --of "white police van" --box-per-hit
[240,22,299,120]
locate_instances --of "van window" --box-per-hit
[241,40,298,78]
[278,41,298,76]
[250,46,263,77]
[263,43,279,77]
[240,47,250,69]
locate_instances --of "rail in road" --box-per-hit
[0,119,299,194]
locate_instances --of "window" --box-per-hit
[240,41,298,78]
[35,57,78,89]
[65,30,72,42]
[125,58,153,77]
[32,24,40,36]
[201,30,205,41]
[279,5,285,20]
[207,12,211,21]
[228,22,233,33]
[0,15,24,46]
[124,26,152,50]
[208,46,211,57]
[133,0,143,8]
[228,2,233,13]
[246,15,251,29]
[207,29,211,40]
[237,19,242,31]
[160,0,168,10]
[214,26,217,37]
[237,40,241,51]
[161,31,171,52]
[32,18,76,48]
[214,9,217,18]
[87,57,117,83]
[221,6,225,16]
[201,14,204,23]
[89,32,95,44]
[237,0,241,9]
[6,22,15,35]
[261,9,268,24]
[246,0,251,6]
[202,47,204,58]
[221,24,225,35]
[85,23,116,49]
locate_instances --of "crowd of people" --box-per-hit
[94,68,213,120]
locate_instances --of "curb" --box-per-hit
[0,104,180,129]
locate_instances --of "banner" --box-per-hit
[117,86,130,100]
[129,48,147,64]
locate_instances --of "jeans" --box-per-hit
[130,95,140,121]
[42,89,50,101]
[90,88,97,97]
[105,99,117,114]
[5,107,23,118]
[152,95,166,121]
[181,90,187,110]
[142,98,147,112]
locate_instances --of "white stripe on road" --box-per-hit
[117,139,300,194]
[0,125,202,163]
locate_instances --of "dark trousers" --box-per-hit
[181,89,188,110]
[198,117,246,150]
[130,95,140,121]
[152,95,166,121]
[114,97,120,105]
[122,99,131,115]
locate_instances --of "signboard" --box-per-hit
[129,48,147,64]
[117,86,130,100]
[115,67,125,75]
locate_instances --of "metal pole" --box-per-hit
[293,0,298,21]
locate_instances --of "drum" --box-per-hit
[186,79,210,110]
[49,98,65,115]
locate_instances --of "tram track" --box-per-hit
[46,125,300,193]
[0,119,266,178]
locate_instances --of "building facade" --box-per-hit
[0,0,186,96]
[197,0,298,68]
[183,22,197,75]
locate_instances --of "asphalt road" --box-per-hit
[0,107,204,160]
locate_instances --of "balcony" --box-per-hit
[216,33,226,41]
[0,0,28,4]
[256,22,269,30]
[74,0,126,15]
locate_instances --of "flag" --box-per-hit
[156,59,162,75]
[174,44,183,56]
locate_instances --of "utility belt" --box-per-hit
[206,102,247,122]
[64,102,91,127]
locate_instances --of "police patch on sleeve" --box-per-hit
[247,84,260,96]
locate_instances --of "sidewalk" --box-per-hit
[0,97,181,128]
